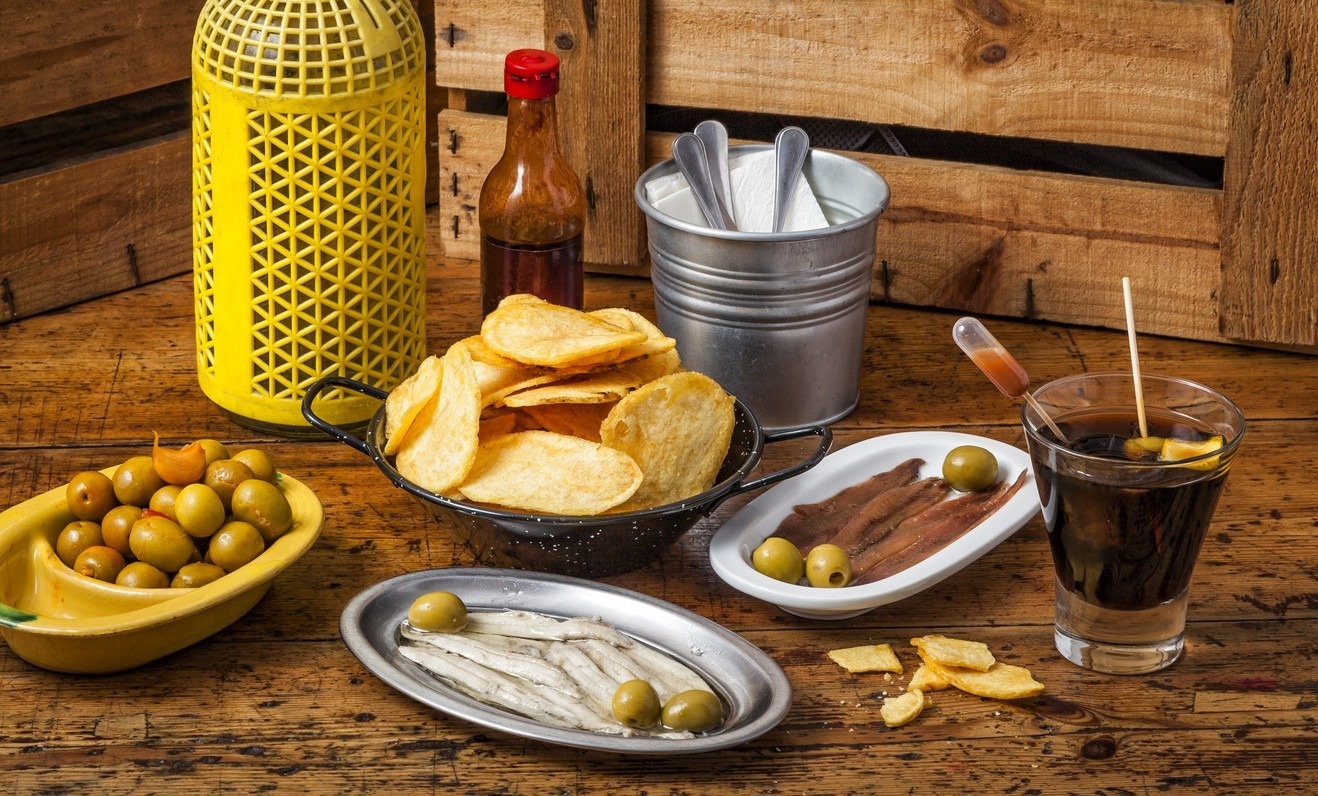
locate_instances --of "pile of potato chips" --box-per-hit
[828,634,1045,728]
[383,295,736,516]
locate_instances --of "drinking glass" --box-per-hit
[1021,372,1245,674]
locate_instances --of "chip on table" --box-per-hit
[827,644,904,674]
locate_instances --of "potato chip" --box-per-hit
[907,664,951,692]
[919,659,1045,701]
[457,430,643,515]
[396,341,482,495]
[481,300,647,367]
[827,644,903,674]
[478,411,519,442]
[600,372,735,511]
[461,334,531,369]
[521,402,615,442]
[910,634,996,672]
[383,355,443,455]
[589,308,680,370]
[880,688,927,728]
[502,370,644,408]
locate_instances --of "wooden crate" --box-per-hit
[0,0,441,324]
[432,0,1318,351]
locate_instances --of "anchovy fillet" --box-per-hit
[853,471,1029,584]
[400,645,622,733]
[400,624,580,695]
[465,610,634,648]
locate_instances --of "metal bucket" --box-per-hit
[635,146,889,431]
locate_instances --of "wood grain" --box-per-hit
[0,0,206,127]
[436,0,1233,154]
[1,235,1315,793]
[1220,1,1318,346]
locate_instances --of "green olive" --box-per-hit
[207,521,266,572]
[148,484,183,521]
[751,536,805,584]
[229,479,293,543]
[805,543,852,588]
[204,459,256,511]
[113,455,166,507]
[231,448,276,483]
[661,689,724,733]
[56,521,105,568]
[612,679,661,729]
[407,591,468,633]
[129,515,197,573]
[115,561,171,589]
[197,439,231,466]
[65,471,117,521]
[100,504,143,557]
[941,445,999,492]
[73,545,126,583]
[171,562,227,589]
[174,483,227,539]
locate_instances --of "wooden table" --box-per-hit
[2,221,1315,794]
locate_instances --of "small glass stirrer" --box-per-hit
[952,316,1068,442]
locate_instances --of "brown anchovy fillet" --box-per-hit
[773,458,923,552]
[826,476,952,557]
[851,470,1029,585]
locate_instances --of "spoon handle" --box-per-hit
[672,133,730,230]
[694,120,736,230]
[772,126,810,233]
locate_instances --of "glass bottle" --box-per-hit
[479,49,586,315]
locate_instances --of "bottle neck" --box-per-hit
[505,96,560,153]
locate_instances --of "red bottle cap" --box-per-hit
[504,49,560,99]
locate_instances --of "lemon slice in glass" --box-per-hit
[1123,436,1164,460]
[1159,435,1225,470]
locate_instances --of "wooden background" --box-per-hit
[6,2,1318,353]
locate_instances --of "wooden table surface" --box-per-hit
[2,220,1316,794]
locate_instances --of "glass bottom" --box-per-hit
[1053,578,1189,675]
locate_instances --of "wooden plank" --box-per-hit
[546,0,647,270]
[436,0,1232,155]
[1220,0,1318,346]
[0,133,191,323]
[0,0,206,127]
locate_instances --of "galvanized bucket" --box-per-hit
[635,146,890,431]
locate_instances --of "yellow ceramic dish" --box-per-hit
[0,467,323,674]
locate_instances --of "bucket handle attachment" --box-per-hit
[703,425,833,515]
[301,376,386,456]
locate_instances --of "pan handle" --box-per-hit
[706,425,833,513]
[300,376,387,457]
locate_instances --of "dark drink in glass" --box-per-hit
[1022,373,1245,674]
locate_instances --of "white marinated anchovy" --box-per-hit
[399,646,612,731]
[400,625,580,696]
[620,641,712,697]
[545,642,624,718]
[462,631,552,657]
[465,610,634,648]
[575,639,664,699]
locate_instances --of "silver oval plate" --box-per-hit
[340,568,792,754]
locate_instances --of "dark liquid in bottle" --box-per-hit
[1031,407,1229,611]
[481,234,583,315]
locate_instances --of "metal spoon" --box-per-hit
[694,120,736,230]
[772,126,810,233]
[672,133,734,230]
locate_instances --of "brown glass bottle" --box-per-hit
[479,49,586,316]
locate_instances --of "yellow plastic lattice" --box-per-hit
[192,0,426,432]
[193,0,423,99]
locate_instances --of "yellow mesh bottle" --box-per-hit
[192,0,427,436]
